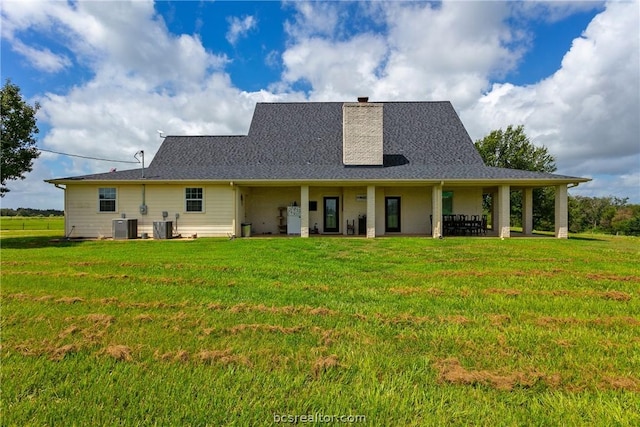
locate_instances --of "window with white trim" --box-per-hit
[185,187,203,212]
[98,187,116,212]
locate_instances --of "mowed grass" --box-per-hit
[0,216,64,231]
[1,231,639,426]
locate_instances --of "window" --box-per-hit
[185,187,203,212]
[385,197,401,232]
[443,191,454,215]
[98,187,116,212]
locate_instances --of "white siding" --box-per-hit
[65,184,234,238]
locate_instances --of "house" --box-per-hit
[45,99,590,239]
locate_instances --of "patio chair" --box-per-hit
[346,219,355,235]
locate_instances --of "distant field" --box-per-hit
[1,233,638,425]
[0,216,64,231]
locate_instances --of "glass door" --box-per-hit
[385,197,401,232]
[323,197,339,232]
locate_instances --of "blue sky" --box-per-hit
[1,0,639,210]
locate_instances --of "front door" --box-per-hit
[323,197,339,232]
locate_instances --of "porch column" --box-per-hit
[491,192,499,232]
[432,184,442,238]
[497,184,511,238]
[555,184,569,238]
[301,185,309,238]
[522,188,533,235]
[366,185,376,238]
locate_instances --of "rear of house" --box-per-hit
[47,100,589,239]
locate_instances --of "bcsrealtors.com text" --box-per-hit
[273,413,366,423]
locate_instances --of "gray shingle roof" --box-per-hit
[48,101,588,183]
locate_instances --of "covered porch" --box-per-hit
[234,182,571,239]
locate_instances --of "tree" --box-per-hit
[1,79,40,196]
[569,195,639,235]
[474,125,556,173]
[474,125,557,230]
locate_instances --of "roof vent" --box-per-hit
[357,97,369,103]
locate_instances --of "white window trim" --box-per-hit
[98,187,117,214]
[184,187,205,213]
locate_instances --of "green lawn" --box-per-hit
[1,232,639,426]
[0,216,64,231]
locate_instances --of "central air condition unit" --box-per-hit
[113,218,138,240]
[153,221,173,239]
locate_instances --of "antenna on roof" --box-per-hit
[134,150,145,178]
[157,130,166,139]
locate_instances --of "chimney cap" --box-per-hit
[357,96,369,103]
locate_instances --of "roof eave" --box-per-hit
[45,176,591,186]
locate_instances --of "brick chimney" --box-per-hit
[343,97,383,166]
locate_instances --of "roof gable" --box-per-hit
[149,101,485,170]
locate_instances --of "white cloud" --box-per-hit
[514,1,605,23]
[462,0,639,182]
[11,39,72,72]
[283,2,340,40]
[280,1,523,107]
[226,15,257,46]
[3,0,228,85]
[282,34,388,100]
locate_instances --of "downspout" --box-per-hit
[54,184,72,238]
[230,181,237,237]
[141,183,147,237]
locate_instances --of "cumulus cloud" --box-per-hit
[283,2,340,40]
[280,1,523,107]
[282,34,388,100]
[462,1,639,176]
[226,15,257,46]
[3,1,264,164]
[10,40,71,72]
[513,1,605,23]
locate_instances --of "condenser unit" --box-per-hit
[112,218,138,240]
[153,221,173,239]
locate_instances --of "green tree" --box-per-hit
[474,125,557,230]
[1,79,40,196]
[474,125,556,173]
